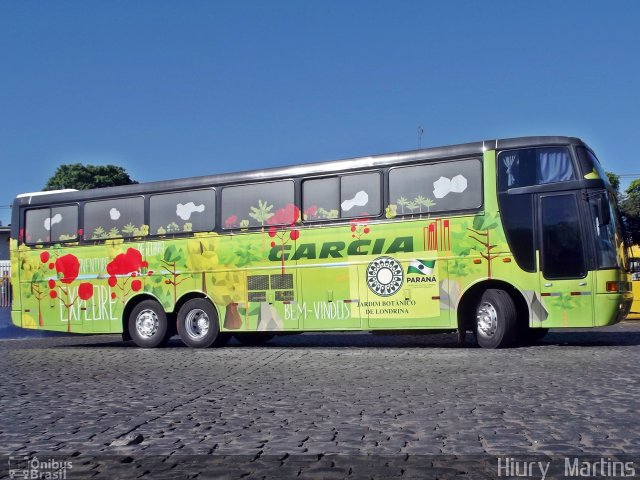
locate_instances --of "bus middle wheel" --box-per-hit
[177,298,224,348]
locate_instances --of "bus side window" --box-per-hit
[84,197,145,240]
[24,205,78,244]
[302,178,340,221]
[221,181,295,229]
[150,189,215,235]
[340,172,381,218]
[498,147,575,191]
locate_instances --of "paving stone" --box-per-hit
[0,323,639,478]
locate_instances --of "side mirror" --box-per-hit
[598,195,611,226]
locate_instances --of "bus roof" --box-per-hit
[13,135,586,208]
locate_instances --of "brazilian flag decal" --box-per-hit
[407,259,435,275]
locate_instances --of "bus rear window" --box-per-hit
[25,205,78,244]
[498,147,576,191]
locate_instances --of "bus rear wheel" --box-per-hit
[177,298,225,348]
[474,289,517,349]
[129,299,170,348]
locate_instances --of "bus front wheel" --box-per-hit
[475,289,517,349]
[177,298,226,348]
[129,299,170,348]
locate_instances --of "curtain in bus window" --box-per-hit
[537,149,575,184]
[501,152,518,188]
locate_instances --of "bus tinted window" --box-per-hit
[221,181,295,229]
[576,147,611,187]
[51,205,78,242]
[25,208,51,244]
[150,189,215,235]
[389,159,482,215]
[302,177,340,220]
[541,194,586,279]
[341,172,381,218]
[25,205,78,244]
[84,197,145,240]
[498,147,576,191]
[499,193,535,272]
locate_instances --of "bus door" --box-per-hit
[537,192,594,327]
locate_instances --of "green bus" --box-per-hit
[9,136,633,348]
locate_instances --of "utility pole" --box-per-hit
[418,126,424,148]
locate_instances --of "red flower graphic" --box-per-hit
[55,254,80,284]
[108,276,118,287]
[131,279,142,292]
[304,205,318,220]
[48,279,56,289]
[40,251,50,263]
[266,203,300,227]
[107,248,144,276]
[78,282,94,301]
[49,290,57,299]
[224,215,238,228]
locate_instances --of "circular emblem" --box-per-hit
[366,256,404,297]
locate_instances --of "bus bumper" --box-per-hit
[594,292,632,326]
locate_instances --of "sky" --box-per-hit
[1,1,639,226]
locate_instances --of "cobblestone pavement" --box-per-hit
[1,322,639,478]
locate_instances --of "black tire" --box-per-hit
[177,298,224,348]
[234,333,275,346]
[128,299,170,348]
[474,289,517,349]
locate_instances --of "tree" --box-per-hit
[606,171,621,199]
[621,178,640,245]
[44,164,138,190]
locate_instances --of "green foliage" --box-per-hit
[249,200,275,226]
[606,171,621,198]
[163,245,182,263]
[166,222,180,233]
[621,178,640,244]
[44,164,138,191]
[92,226,107,239]
[397,196,408,214]
[472,214,499,232]
[122,223,137,235]
[316,208,339,219]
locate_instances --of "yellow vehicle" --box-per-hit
[629,246,640,319]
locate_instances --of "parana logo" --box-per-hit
[366,256,404,297]
[406,259,437,284]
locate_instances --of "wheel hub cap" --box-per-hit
[136,309,159,338]
[477,302,498,337]
[185,309,210,339]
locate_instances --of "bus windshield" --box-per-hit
[588,191,619,268]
